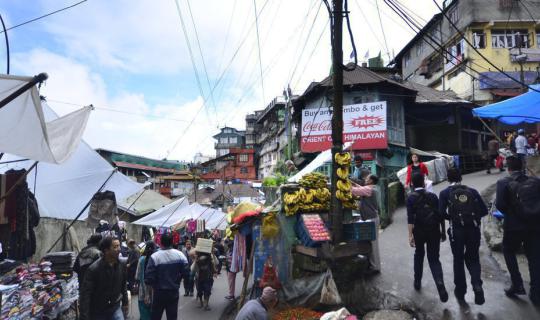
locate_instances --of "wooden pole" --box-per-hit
[238,241,256,310]
[330,0,344,243]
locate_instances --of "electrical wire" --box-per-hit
[354,0,388,61]
[293,19,330,90]
[186,0,219,125]
[374,0,391,62]
[253,0,266,105]
[430,0,540,93]
[0,0,88,34]
[0,13,9,74]
[343,0,358,70]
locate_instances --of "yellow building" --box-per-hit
[394,0,540,105]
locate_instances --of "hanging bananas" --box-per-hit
[334,152,355,208]
[282,174,332,216]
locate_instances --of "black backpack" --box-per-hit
[412,191,440,228]
[448,185,478,227]
[508,175,540,223]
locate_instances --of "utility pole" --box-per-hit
[284,85,293,159]
[330,0,344,244]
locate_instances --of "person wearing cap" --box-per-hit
[235,286,278,320]
[515,129,528,174]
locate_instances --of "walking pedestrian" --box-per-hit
[405,153,429,191]
[127,239,140,292]
[439,168,488,305]
[192,250,219,310]
[80,236,129,320]
[135,241,157,320]
[406,173,448,302]
[486,137,502,174]
[224,238,237,300]
[351,174,381,273]
[73,234,102,293]
[181,240,194,296]
[515,129,528,174]
[495,155,540,306]
[235,286,278,320]
[145,233,188,320]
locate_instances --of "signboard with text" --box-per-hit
[301,101,387,153]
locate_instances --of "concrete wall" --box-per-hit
[32,218,144,262]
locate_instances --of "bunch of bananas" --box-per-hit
[334,152,356,209]
[283,186,332,216]
[299,172,328,189]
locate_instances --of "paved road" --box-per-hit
[128,271,241,320]
[372,170,540,319]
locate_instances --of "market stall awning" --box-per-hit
[0,104,145,220]
[472,84,540,124]
[132,197,191,227]
[0,74,92,164]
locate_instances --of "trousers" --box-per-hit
[151,289,179,320]
[413,227,444,285]
[503,229,540,299]
[449,226,482,295]
[93,306,124,320]
[227,271,237,297]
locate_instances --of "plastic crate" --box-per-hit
[295,214,331,247]
[343,220,377,241]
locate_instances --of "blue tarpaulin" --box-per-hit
[472,84,540,124]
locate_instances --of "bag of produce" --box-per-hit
[320,269,342,305]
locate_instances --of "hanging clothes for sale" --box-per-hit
[187,219,197,233]
[87,190,118,228]
[0,169,41,261]
[196,219,205,233]
[230,233,246,273]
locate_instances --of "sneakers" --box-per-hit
[436,284,449,303]
[474,287,485,305]
[414,279,421,291]
[505,285,526,297]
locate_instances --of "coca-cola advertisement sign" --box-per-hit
[301,101,387,152]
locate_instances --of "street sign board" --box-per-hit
[301,101,388,152]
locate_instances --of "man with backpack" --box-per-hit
[406,173,448,302]
[439,168,488,305]
[495,155,540,306]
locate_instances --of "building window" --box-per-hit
[491,30,530,48]
[448,6,459,24]
[240,167,248,174]
[472,30,486,49]
[224,128,232,133]
[229,136,237,144]
[239,154,249,162]
[416,42,424,57]
[536,31,540,48]
[403,52,410,68]
[174,182,179,188]
[219,137,228,144]
[218,149,229,156]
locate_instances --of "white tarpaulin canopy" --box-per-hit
[133,199,227,230]
[0,104,145,220]
[132,197,191,227]
[0,74,92,164]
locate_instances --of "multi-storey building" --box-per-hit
[245,111,262,150]
[200,148,257,182]
[393,0,540,105]
[256,96,288,179]
[213,127,245,158]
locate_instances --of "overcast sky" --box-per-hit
[1,0,444,161]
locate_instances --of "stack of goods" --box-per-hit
[283,173,331,216]
[297,214,331,247]
[274,307,323,320]
[0,261,77,319]
[43,251,75,275]
[334,152,356,209]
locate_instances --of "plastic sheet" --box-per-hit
[281,272,326,308]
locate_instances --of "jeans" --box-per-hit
[151,289,179,320]
[503,229,540,299]
[517,153,527,174]
[183,271,194,294]
[413,227,444,285]
[93,306,124,320]
[449,226,482,295]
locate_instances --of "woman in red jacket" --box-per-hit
[405,153,428,189]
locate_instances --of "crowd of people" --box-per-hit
[406,156,539,307]
[74,231,233,320]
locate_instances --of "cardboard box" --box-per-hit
[195,238,213,254]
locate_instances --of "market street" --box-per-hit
[129,271,240,320]
[362,171,540,319]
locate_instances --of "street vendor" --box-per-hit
[235,286,278,320]
[351,174,381,273]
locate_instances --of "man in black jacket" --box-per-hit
[496,155,540,306]
[73,234,102,293]
[407,173,448,302]
[80,236,129,320]
[439,168,488,305]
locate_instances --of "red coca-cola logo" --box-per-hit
[303,120,332,133]
[348,115,384,129]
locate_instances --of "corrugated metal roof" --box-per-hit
[113,161,176,173]
[400,81,474,105]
